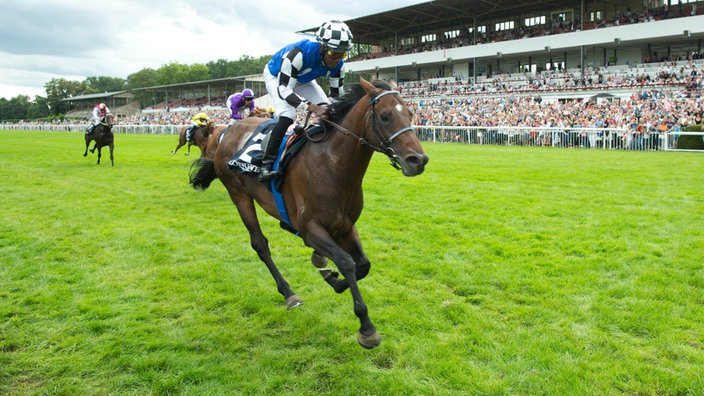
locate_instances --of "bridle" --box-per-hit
[311,89,415,170]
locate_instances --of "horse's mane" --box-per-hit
[328,80,392,124]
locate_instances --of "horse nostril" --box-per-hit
[406,153,428,167]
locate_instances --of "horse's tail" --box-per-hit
[189,158,217,190]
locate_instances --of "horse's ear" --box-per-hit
[359,77,375,96]
[387,78,398,90]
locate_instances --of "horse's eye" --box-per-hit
[379,113,391,123]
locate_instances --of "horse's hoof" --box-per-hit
[357,330,381,349]
[286,295,304,309]
[185,152,190,156]
[83,153,87,157]
[311,252,328,268]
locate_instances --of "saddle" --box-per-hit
[227,119,323,185]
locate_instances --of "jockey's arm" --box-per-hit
[277,48,306,109]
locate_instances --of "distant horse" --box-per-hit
[205,125,229,159]
[171,122,215,157]
[205,111,272,159]
[83,113,116,166]
[189,78,428,348]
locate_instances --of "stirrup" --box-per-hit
[258,168,279,182]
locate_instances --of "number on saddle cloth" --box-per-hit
[227,119,278,174]
[227,121,323,176]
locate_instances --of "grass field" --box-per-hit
[1,130,703,395]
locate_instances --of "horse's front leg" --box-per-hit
[311,227,370,294]
[83,141,90,157]
[95,147,102,164]
[311,251,345,293]
[108,144,114,166]
[304,224,380,349]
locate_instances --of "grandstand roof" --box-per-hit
[299,0,575,44]
[62,90,132,102]
[128,76,260,95]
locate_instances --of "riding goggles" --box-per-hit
[326,50,347,59]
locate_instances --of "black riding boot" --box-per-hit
[86,124,94,135]
[259,116,293,182]
[185,126,195,142]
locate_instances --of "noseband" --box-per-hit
[321,90,415,170]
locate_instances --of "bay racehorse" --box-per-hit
[189,78,428,348]
[205,125,228,159]
[83,113,116,166]
[172,122,215,157]
[205,111,273,159]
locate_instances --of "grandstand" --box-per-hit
[18,0,704,151]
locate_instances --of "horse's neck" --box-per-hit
[326,109,374,184]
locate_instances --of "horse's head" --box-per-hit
[359,78,428,176]
[105,113,116,127]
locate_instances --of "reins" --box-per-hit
[305,89,415,170]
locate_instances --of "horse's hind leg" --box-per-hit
[172,139,185,154]
[171,143,182,154]
[229,190,302,309]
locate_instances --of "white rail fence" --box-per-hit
[3,124,702,151]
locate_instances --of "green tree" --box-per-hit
[157,62,190,85]
[206,59,230,79]
[0,95,30,121]
[83,76,127,93]
[126,68,159,89]
[44,78,89,115]
[27,96,50,119]
[126,68,160,109]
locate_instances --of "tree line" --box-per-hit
[0,55,272,122]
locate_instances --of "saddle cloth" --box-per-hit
[227,120,322,179]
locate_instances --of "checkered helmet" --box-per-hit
[316,20,353,52]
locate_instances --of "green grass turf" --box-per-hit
[1,130,703,395]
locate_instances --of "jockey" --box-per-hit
[226,88,256,125]
[87,103,110,134]
[185,112,210,142]
[258,20,353,182]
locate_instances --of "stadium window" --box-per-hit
[495,21,514,31]
[445,29,460,39]
[524,16,546,27]
[421,33,437,43]
[590,11,602,21]
[554,12,572,23]
[468,26,486,34]
[546,61,565,71]
[400,37,416,46]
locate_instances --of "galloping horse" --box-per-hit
[189,78,428,348]
[205,111,272,159]
[205,125,228,159]
[171,122,215,157]
[83,113,116,166]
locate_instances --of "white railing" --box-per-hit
[3,124,702,151]
[0,124,187,135]
[413,126,703,151]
